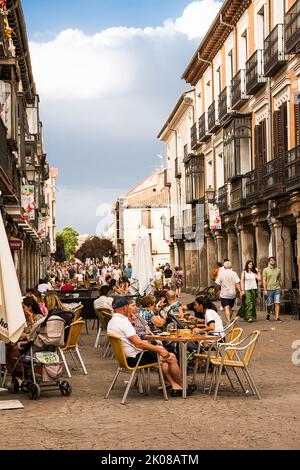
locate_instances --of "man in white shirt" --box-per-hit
[37,278,52,294]
[215,261,242,322]
[107,296,196,397]
[93,285,113,312]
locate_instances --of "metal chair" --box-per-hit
[209,330,261,400]
[59,319,88,378]
[73,303,84,321]
[105,333,168,405]
[192,326,243,392]
[94,308,112,349]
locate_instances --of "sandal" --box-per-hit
[157,384,172,391]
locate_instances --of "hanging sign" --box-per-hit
[208,203,222,230]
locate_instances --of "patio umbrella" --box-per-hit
[130,226,154,296]
[0,211,26,343]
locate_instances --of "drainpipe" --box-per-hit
[267,199,276,256]
[267,77,273,161]
[276,216,286,287]
[234,211,243,273]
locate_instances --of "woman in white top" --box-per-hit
[239,260,261,322]
[192,296,224,337]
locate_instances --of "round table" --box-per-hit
[144,334,220,398]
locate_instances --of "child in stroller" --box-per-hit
[11,311,73,400]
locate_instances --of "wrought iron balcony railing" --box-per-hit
[218,183,230,215]
[262,158,285,198]
[264,24,287,77]
[190,122,199,150]
[231,70,248,109]
[164,168,171,187]
[198,112,208,142]
[245,169,260,205]
[246,50,267,95]
[218,87,232,124]
[229,176,247,211]
[286,145,300,192]
[207,101,220,133]
[285,0,300,54]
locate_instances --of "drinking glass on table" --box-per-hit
[167,322,177,336]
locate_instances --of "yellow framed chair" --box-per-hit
[192,326,243,392]
[208,330,261,400]
[73,303,84,321]
[94,308,112,350]
[59,319,88,378]
[105,333,168,405]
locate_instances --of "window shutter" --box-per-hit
[273,103,287,186]
[295,102,300,147]
[254,120,266,187]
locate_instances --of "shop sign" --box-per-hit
[208,203,222,230]
[9,237,23,250]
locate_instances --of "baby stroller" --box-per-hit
[10,312,73,400]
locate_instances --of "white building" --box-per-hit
[44,167,58,255]
[114,170,170,267]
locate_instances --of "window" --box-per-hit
[217,153,224,189]
[141,209,151,228]
[185,154,205,203]
[240,30,248,69]
[227,50,234,85]
[257,6,265,49]
[223,116,252,180]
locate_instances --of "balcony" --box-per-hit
[246,50,267,95]
[264,24,287,77]
[262,158,285,198]
[231,70,248,109]
[218,87,232,124]
[170,215,183,240]
[245,169,260,205]
[229,176,247,211]
[175,157,181,178]
[286,145,300,192]
[190,122,200,150]
[198,112,209,142]
[0,117,20,201]
[218,183,229,215]
[207,101,219,133]
[164,168,171,187]
[285,0,300,54]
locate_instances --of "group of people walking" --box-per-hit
[213,256,284,323]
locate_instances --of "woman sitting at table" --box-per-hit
[137,295,166,331]
[192,296,224,337]
[44,292,68,314]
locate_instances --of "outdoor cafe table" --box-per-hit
[144,334,220,399]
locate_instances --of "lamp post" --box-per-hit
[205,185,215,203]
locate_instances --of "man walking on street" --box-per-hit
[262,256,284,322]
[215,261,242,323]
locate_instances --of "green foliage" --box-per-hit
[58,227,79,261]
[75,236,115,262]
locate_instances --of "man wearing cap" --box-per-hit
[107,296,196,396]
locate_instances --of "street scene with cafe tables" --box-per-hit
[1,0,300,454]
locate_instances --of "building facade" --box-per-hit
[159,0,300,292]
[113,170,170,267]
[0,1,54,292]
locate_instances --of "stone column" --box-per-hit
[255,223,270,272]
[226,228,239,273]
[206,233,217,286]
[274,220,293,289]
[296,218,300,289]
[215,231,227,264]
[184,243,192,293]
[240,226,255,269]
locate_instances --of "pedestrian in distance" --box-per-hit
[262,256,284,322]
[238,259,261,322]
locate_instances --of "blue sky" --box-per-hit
[21,1,222,234]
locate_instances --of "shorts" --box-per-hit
[126,351,158,368]
[221,298,235,309]
[267,289,281,305]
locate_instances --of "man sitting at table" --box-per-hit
[164,291,184,317]
[94,285,113,312]
[107,296,196,396]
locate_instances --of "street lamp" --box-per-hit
[205,185,215,203]
[26,165,37,184]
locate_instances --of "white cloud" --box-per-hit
[29,1,222,233]
[29,0,221,100]
[173,0,221,40]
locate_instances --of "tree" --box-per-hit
[75,236,115,262]
[54,235,66,262]
[58,227,79,261]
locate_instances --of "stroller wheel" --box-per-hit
[21,380,30,393]
[11,378,20,394]
[28,383,41,400]
[59,380,72,397]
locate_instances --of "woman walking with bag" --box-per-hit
[239,260,261,322]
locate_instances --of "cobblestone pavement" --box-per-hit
[1,293,300,450]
